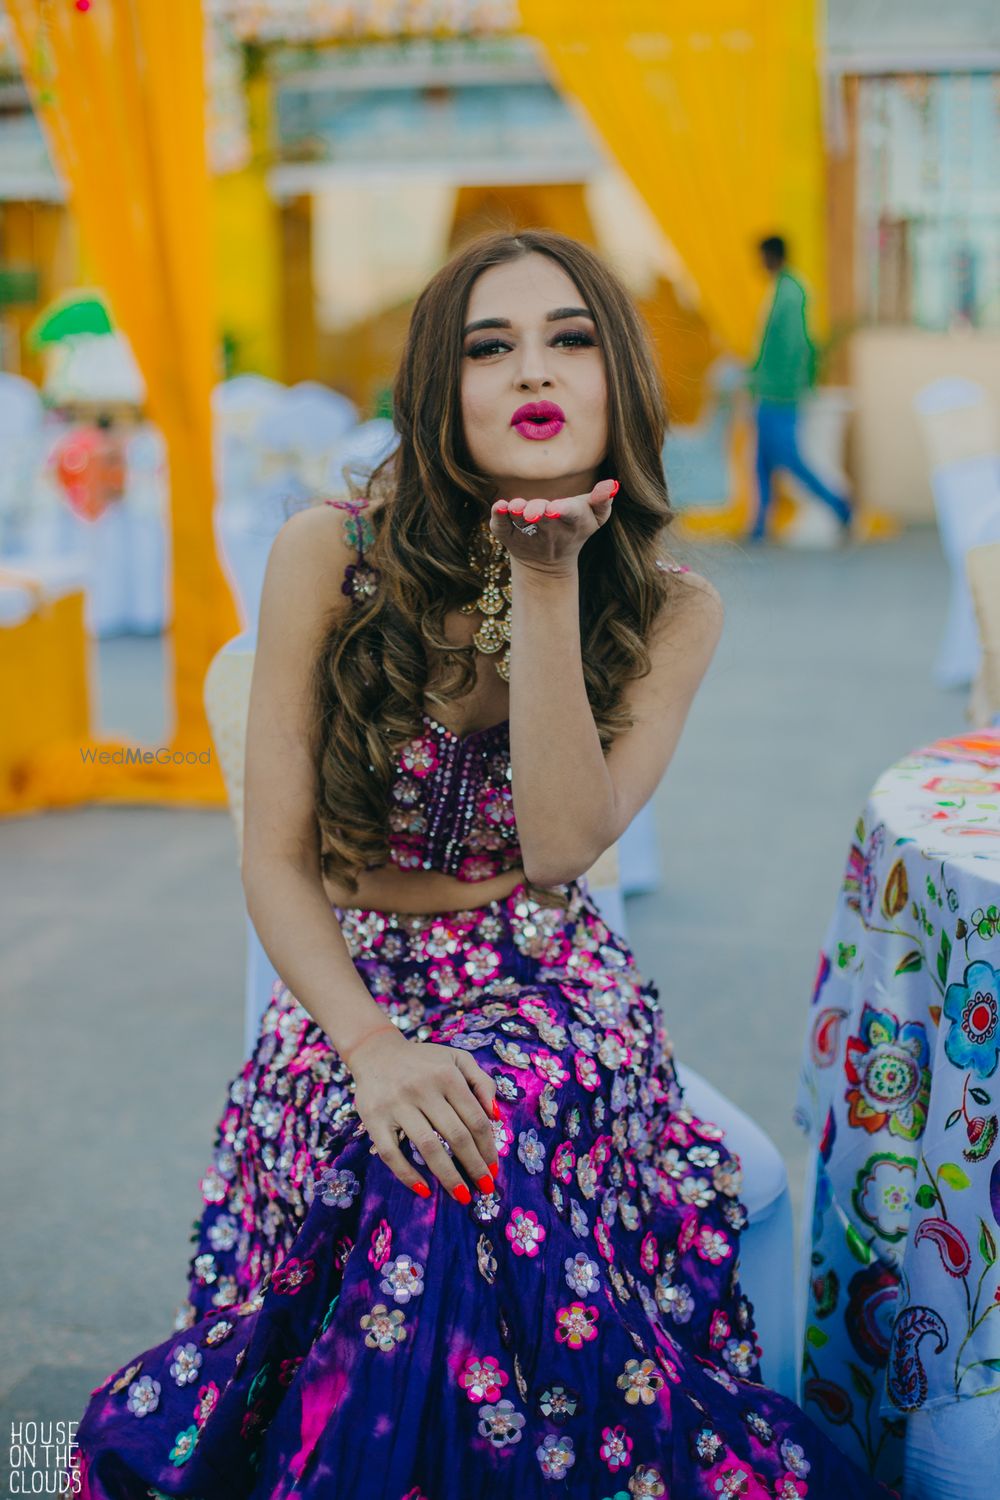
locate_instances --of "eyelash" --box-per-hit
[464,330,597,358]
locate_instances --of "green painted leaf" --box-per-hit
[846,1224,874,1264]
[937,930,952,985]
[980,1221,997,1267]
[895,951,923,976]
[945,1109,963,1129]
[915,1184,938,1209]
[849,1363,875,1400]
[806,1325,829,1348]
[937,1162,971,1191]
[971,1088,992,1106]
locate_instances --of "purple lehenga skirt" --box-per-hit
[67,878,894,1499]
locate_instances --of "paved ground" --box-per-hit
[0,528,964,1461]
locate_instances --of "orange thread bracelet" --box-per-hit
[341,1019,399,1070]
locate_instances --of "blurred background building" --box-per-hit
[0,0,994,523]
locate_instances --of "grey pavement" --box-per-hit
[0,528,963,1457]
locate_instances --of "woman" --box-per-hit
[67,231,892,1499]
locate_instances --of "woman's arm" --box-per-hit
[507,549,723,889]
[240,504,394,1060]
[241,504,500,1199]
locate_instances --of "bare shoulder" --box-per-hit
[654,561,724,650]
[256,503,361,648]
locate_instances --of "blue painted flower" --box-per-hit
[943,961,1000,1079]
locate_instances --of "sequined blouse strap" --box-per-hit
[323,496,379,604]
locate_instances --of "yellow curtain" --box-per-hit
[518,0,828,358]
[6,0,239,811]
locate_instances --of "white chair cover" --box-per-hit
[324,419,400,496]
[0,373,45,557]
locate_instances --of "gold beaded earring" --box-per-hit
[460,516,513,681]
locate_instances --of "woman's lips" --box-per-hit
[512,416,565,441]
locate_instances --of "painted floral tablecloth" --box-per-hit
[796,729,1000,1484]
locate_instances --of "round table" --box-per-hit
[796,728,1000,1496]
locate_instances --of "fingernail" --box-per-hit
[496,500,508,513]
[491,1100,502,1120]
[489,1160,500,1179]
[477,1175,496,1194]
[451,1184,472,1204]
[510,502,525,515]
[608,479,619,497]
[410,1182,431,1198]
[545,509,561,519]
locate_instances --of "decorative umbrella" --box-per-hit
[27,289,114,350]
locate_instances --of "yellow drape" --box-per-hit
[518,0,828,357]
[6,0,239,812]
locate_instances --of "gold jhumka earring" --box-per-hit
[460,516,513,681]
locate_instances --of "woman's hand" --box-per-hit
[347,1027,501,1203]
[489,476,618,574]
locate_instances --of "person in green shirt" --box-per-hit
[747,235,852,541]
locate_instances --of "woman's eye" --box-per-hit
[465,330,597,359]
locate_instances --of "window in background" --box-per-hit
[856,72,1000,330]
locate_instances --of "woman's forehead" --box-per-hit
[465,255,584,321]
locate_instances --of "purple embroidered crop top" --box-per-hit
[325,496,520,883]
[323,495,690,884]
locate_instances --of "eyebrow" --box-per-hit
[462,306,594,336]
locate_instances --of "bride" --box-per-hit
[67,230,894,1498]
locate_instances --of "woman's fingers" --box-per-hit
[450,1051,502,1148]
[442,1068,501,1183]
[368,1120,433,1199]
[427,1095,498,1196]
[397,1106,482,1204]
[492,480,617,532]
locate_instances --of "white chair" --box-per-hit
[323,419,400,497]
[0,373,45,557]
[204,635,798,1399]
[913,378,1000,688]
[256,382,360,514]
[212,376,289,634]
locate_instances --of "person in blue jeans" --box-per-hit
[748,235,852,541]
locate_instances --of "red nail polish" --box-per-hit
[496,501,508,512]
[546,509,561,519]
[510,502,525,515]
[477,1175,496,1194]
[491,1100,502,1120]
[608,479,619,497]
[451,1183,472,1205]
[410,1181,431,1198]
[489,1161,500,1179]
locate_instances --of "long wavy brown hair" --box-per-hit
[311,228,684,909]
